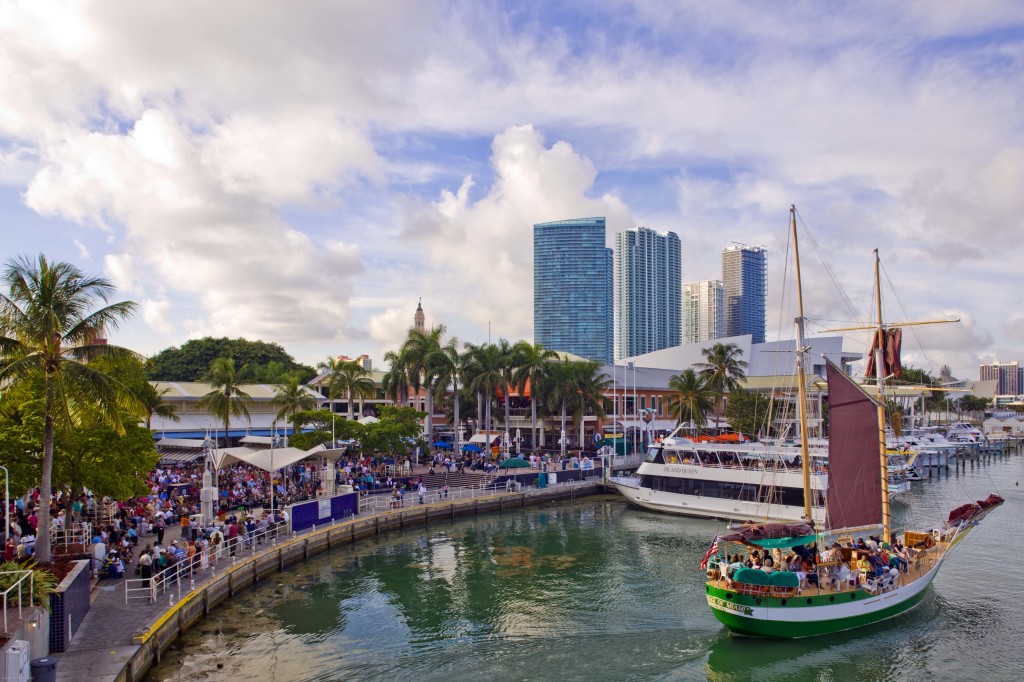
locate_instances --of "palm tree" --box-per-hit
[140,383,180,431]
[511,341,557,452]
[667,369,713,430]
[495,338,516,448]
[428,338,464,448]
[271,375,318,438]
[0,254,140,562]
[694,342,748,429]
[382,348,411,409]
[540,359,579,456]
[401,325,446,446]
[324,360,375,421]
[568,360,611,448]
[197,357,252,447]
[464,342,503,454]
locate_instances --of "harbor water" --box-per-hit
[147,452,1024,681]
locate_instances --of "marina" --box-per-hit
[145,448,1023,681]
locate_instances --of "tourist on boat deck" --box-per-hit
[762,555,774,573]
[856,538,868,551]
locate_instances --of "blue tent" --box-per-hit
[432,441,453,449]
[462,443,482,453]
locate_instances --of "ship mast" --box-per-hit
[873,249,891,542]
[790,206,814,524]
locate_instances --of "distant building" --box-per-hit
[683,279,724,343]
[722,245,767,344]
[615,227,681,359]
[338,354,373,371]
[414,298,425,331]
[979,361,1023,404]
[534,217,613,363]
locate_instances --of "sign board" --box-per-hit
[318,498,331,519]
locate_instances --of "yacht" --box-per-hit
[609,428,828,525]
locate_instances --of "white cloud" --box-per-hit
[73,239,89,260]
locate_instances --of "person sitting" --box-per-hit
[856,538,868,551]
[762,555,774,574]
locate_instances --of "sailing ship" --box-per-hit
[702,207,1003,638]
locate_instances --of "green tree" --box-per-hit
[695,342,749,428]
[568,360,611,448]
[723,388,773,439]
[319,357,375,421]
[0,254,141,562]
[464,342,503,449]
[271,376,319,437]
[667,369,713,430]
[55,419,158,500]
[145,336,315,382]
[197,357,252,444]
[381,348,411,408]
[400,326,446,447]
[358,406,422,457]
[428,338,464,445]
[511,341,557,452]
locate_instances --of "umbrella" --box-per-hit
[432,441,452,449]
[462,443,482,453]
[500,457,531,468]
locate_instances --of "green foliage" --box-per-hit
[54,419,158,499]
[288,430,335,451]
[0,560,57,609]
[723,389,773,439]
[0,254,141,563]
[289,409,337,433]
[359,406,422,456]
[667,369,713,429]
[144,337,315,382]
[0,397,46,495]
[695,342,749,427]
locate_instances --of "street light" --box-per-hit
[0,465,8,544]
[270,422,276,515]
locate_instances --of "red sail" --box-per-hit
[864,328,902,379]
[826,362,883,530]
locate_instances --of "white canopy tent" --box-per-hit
[210,444,328,472]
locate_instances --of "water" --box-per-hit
[147,454,1024,681]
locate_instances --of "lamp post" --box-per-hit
[0,465,8,543]
[270,422,276,515]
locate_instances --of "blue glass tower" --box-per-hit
[615,227,682,359]
[534,217,613,363]
[722,245,767,344]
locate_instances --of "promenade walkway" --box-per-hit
[53,473,603,682]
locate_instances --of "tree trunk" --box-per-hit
[35,377,55,563]
[348,387,355,421]
[560,402,567,457]
[530,390,537,452]
[453,381,460,452]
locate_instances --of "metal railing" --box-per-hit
[0,570,34,632]
[50,521,92,546]
[125,520,291,604]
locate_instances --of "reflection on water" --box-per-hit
[147,454,1024,682]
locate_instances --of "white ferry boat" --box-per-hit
[609,429,828,525]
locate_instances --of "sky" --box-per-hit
[2,0,1023,381]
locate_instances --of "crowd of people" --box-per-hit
[715,534,919,593]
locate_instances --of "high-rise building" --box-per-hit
[722,245,767,343]
[615,227,682,359]
[980,361,1022,396]
[534,217,613,363]
[683,280,724,343]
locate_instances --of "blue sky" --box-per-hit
[1,1,1023,379]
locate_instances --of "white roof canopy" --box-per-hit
[211,443,328,472]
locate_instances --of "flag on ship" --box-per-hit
[699,535,719,570]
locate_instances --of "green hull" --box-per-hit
[706,585,929,638]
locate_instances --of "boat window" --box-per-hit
[645,446,663,464]
[639,475,808,506]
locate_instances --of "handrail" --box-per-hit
[0,570,34,632]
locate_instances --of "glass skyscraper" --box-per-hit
[534,217,613,363]
[615,227,681,359]
[722,245,767,343]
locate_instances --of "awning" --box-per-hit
[212,444,328,472]
[159,451,205,464]
[155,438,205,448]
[468,433,501,444]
